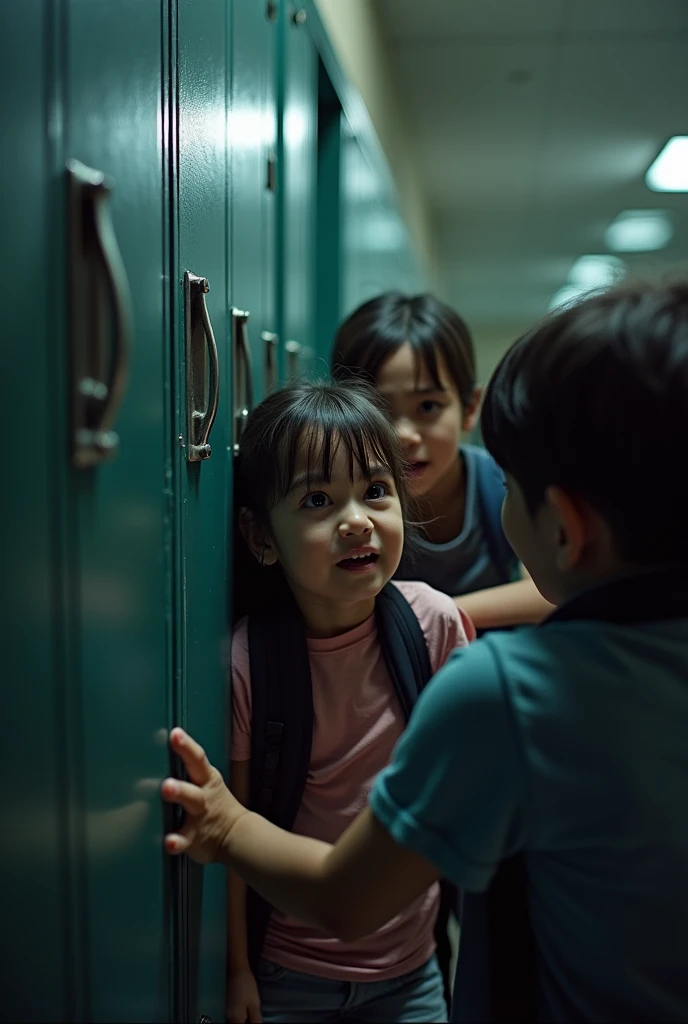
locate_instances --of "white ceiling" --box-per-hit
[375,0,688,354]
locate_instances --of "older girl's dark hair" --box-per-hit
[481,278,688,566]
[331,293,476,406]
[233,378,414,619]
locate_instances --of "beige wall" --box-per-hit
[314,0,438,285]
[472,323,532,385]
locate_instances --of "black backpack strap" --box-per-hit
[246,588,313,972]
[375,582,459,1013]
[453,857,537,1023]
[374,582,433,714]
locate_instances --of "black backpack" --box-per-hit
[246,581,459,1010]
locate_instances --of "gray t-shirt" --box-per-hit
[395,446,507,597]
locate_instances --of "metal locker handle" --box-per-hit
[285,338,301,379]
[67,159,133,468]
[262,331,279,392]
[232,308,254,454]
[183,272,220,462]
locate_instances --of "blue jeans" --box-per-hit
[257,954,448,1023]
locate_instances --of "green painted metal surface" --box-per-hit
[315,59,342,366]
[278,2,318,379]
[64,1,172,1019]
[1,4,71,1017]
[175,2,231,1021]
[341,127,423,316]
[231,0,279,404]
[0,3,427,1021]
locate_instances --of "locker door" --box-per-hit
[279,2,318,379]
[2,4,70,1017]
[175,3,231,1021]
[231,0,279,405]
[63,1,172,1019]
[315,61,343,363]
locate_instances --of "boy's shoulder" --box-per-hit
[478,617,607,674]
[461,615,675,714]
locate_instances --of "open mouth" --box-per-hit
[336,552,380,572]
[406,461,429,478]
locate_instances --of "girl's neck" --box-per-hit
[294,590,377,640]
[417,451,467,545]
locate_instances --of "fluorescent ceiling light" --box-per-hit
[568,254,625,290]
[646,136,688,192]
[361,212,406,251]
[548,285,587,311]
[549,254,625,312]
[605,210,673,252]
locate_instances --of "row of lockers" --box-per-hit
[1,1,422,1021]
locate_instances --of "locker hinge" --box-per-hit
[266,151,277,193]
[266,0,278,21]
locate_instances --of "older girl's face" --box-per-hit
[374,343,480,498]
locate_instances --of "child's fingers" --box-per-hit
[169,727,213,785]
[164,832,190,855]
[161,778,206,815]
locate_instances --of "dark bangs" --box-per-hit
[237,378,412,523]
[332,292,476,406]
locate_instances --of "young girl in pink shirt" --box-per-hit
[226,380,472,1023]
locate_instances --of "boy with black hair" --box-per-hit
[163,279,688,1023]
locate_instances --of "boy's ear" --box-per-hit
[544,486,588,571]
[462,386,484,433]
[238,507,278,566]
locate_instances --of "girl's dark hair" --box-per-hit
[233,378,413,619]
[481,277,688,566]
[331,292,476,406]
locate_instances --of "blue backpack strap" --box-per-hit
[464,445,517,585]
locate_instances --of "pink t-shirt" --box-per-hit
[231,580,473,982]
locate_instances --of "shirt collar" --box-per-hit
[542,567,688,628]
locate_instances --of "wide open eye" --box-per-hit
[302,491,332,509]
[365,482,390,501]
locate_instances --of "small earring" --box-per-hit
[258,546,266,567]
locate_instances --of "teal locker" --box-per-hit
[315,60,343,365]
[1,1,428,1020]
[174,2,232,1021]
[278,2,318,380]
[2,3,71,1018]
[231,0,279,407]
[340,128,423,316]
[63,1,173,1019]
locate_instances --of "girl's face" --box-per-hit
[374,343,481,499]
[258,439,405,635]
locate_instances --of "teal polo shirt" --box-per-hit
[370,569,688,1022]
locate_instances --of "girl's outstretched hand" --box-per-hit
[161,727,246,864]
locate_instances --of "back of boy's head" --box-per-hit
[232,378,413,620]
[481,278,688,567]
[331,292,476,407]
